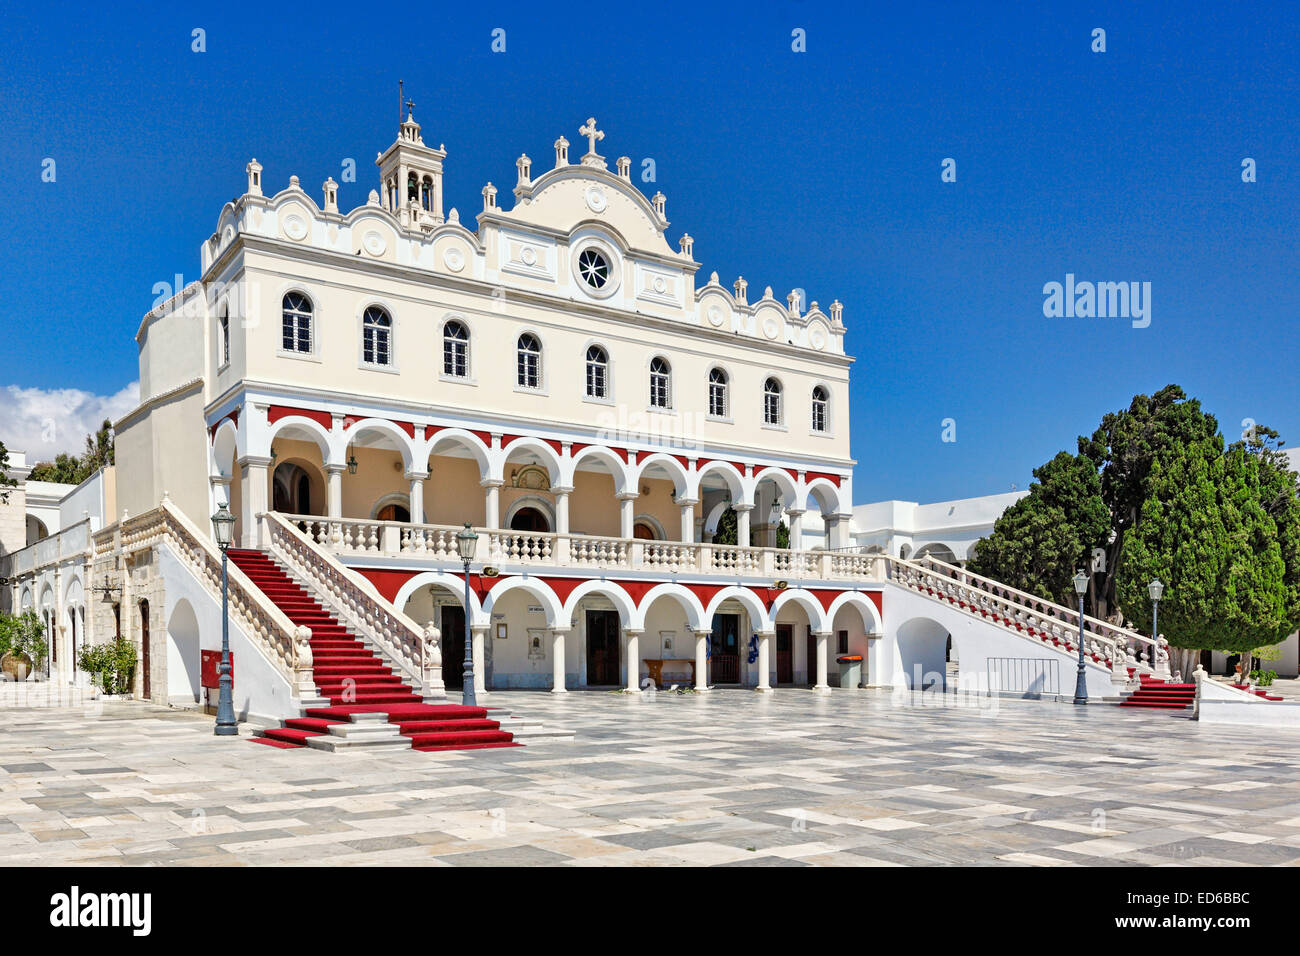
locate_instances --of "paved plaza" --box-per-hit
[1,685,1300,866]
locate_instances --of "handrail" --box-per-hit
[278,513,890,582]
[884,553,1167,675]
[101,500,308,690]
[261,511,430,693]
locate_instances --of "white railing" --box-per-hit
[261,511,434,695]
[888,554,1167,676]
[92,500,308,690]
[6,519,93,579]
[278,513,892,582]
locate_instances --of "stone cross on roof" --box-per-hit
[579,117,604,155]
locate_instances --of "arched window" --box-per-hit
[443,320,469,378]
[585,345,608,399]
[218,307,230,366]
[517,333,542,389]
[282,292,313,354]
[649,357,672,409]
[362,306,392,366]
[764,377,783,425]
[811,385,829,432]
[708,367,729,418]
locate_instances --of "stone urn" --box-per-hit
[1,652,33,682]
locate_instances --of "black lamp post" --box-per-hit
[1149,578,1164,670]
[210,502,238,736]
[456,522,479,707]
[1072,569,1089,705]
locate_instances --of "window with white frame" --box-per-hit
[362,306,392,366]
[649,356,672,409]
[585,345,608,398]
[763,377,783,425]
[282,292,313,354]
[443,320,469,378]
[517,333,542,389]
[812,385,829,432]
[708,367,729,418]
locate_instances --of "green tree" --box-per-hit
[26,420,115,486]
[1117,429,1300,678]
[713,507,737,545]
[968,451,1110,606]
[1079,385,1221,619]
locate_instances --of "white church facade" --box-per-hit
[2,111,1179,727]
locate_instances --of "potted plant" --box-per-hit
[77,638,137,697]
[0,610,48,682]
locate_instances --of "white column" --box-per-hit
[471,625,488,696]
[550,627,569,693]
[407,471,427,524]
[553,486,571,534]
[238,455,270,548]
[617,492,638,539]
[325,465,344,518]
[482,479,502,529]
[813,630,831,693]
[829,513,852,550]
[734,504,753,548]
[677,498,698,542]
[786,509,805,551]
[693,627,712,692]
[756,630,773,692]
[624,628,642,692]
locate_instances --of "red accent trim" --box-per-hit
[208,408,240,440]
[357,569,419,603]
[471,430,493,448]
[501,434,521,448]
[393,420,415,438]
[268,405,332,431]
[805,471,843,487]
[545,439,565,455]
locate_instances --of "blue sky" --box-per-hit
[1,1,1296,504]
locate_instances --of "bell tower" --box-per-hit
[376,102,447,226]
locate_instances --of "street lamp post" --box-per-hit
[1148,578,1164,672]
[1072,569,1089,705]
[456,522,479,707]
[210,503,239,736]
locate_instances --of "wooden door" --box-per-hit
[586,610,620,686]
[440,605,465,690]
[378,504,410,522]
[709,614,740,684]
[140,599,151,699]
[776,624,793,685]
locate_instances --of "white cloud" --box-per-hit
[0,382,139,462]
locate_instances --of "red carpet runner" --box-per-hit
[1119,674,1196,711]
[228,548,519,753]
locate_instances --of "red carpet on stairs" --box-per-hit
[227,548,519,754]
[1120,675,1197,711]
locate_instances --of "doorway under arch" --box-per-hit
[510,507,551,533]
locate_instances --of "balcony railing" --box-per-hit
[4,519,92,579]
[279,513,888,582]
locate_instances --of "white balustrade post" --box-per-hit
[617,492,638,539]
[550,627,569,693]
[407,471,427,524]
[813,630,831,693]
[553,486,572,564]
[677,498,698,542]
[734,504,753,548]
[786,509,805,551]
[624,628,642,692]
[756,631,773,692]
[482,479,503,529]
[693,627,712,691]
[472,625,489,696]
[326,465,344,518]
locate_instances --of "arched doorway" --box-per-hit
[633,521,656,540]
[510,507,550,532]
[377,503,411,522]
[167,599,201,702]
[273,463,313,514]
